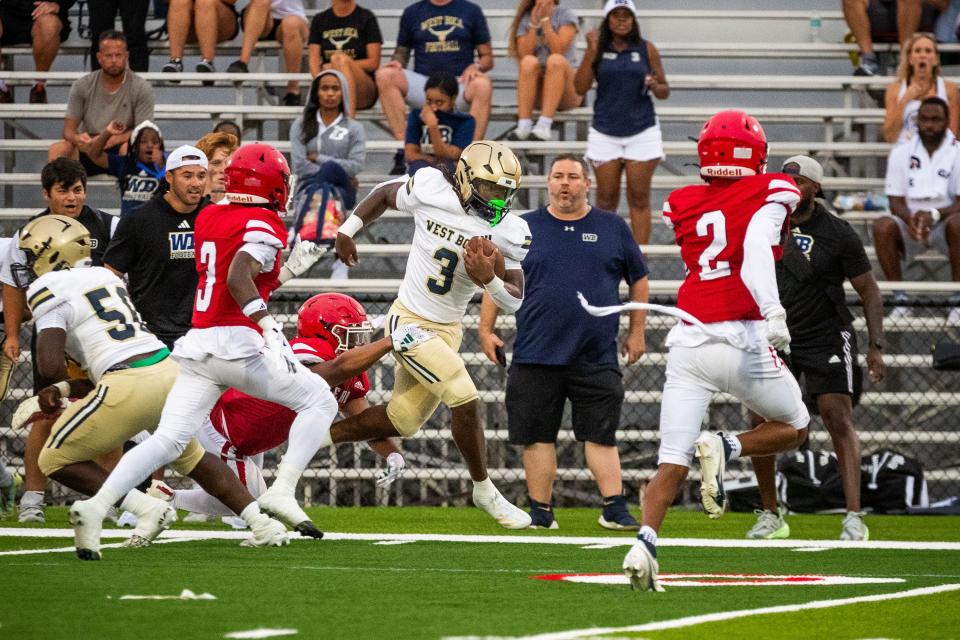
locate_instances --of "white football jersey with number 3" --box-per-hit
[393,167,532,323]
[26,267,165,383]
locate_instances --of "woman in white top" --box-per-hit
[883,32,959,143]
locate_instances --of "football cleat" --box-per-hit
[473,486,532,530]
[69,499,106,560]
[840,511,869,541]
[746,508,790,539]
[241,513,289,547]
[123,499,177,548]
[695,431,727,519]
[258,488,315,531]
[623,538,664,592]
[375,452,406,488]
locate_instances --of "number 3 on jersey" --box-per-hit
[427,247,458,295]
[196,241,216,311]
[696,210,731,281]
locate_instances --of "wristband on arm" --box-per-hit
[484,276,523,313]
[338,215,363,238]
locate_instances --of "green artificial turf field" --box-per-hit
[1,507,958,639]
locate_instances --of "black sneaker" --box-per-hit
[389,148,407,175]
[282,92,302,107]
[528,497,558,529]
[196,59,216,86]
[227,59,248,74]
[599,495,639,530]
[162,58,183,84]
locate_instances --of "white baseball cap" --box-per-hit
[166,145,208,171]
[603,0,638,17]
[781,155,824,185]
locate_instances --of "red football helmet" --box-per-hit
[697,110,768,180]
[297,293,373,353]
[224,142,292,212]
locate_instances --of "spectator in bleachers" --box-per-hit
[404,71,474,175]
[0,0,74,103]
[0,158,118,524]
[86,119,167,216]
[89,0,149,72]
[574,0,668,245]
[47,31,155,177]
[377,0,493,175]
[213,119,243,144]
[876,96,960,321]
[228,0,309,106]
[479,154,648,530]
[307,0,382,117]
[883,32,959,143]
[844,0,948,75]
[161,0,240,78]
[196,130,238,203]
[506,0,583,141]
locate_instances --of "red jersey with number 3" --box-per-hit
[210,337,370,457]
[663,173,800,324]
[191,203,287,332]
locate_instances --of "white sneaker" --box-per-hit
[116,510,139,528]
[124,498,177,548]
[948,307,960,325]
[241,513,289,547]
[472,486,532,529]
[746,508,790,539]
[258,488,323,538]
[18,504,45,524]
[623,538,664,592]
[840,511,869,541]
[69,499,106,560]
[182,511,210,523]
[694,431,727,519]
[530,123,552,141]
[508,123,531,140]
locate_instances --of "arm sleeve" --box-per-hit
[661,199,675,230]
[332,123,366,177]
[289,119,319,178]
[885,146,908,197]
[102,214,135,273]
[239,242,278,272]
[65,80,85,123]
[392,173,424,214]
[34,302,71,332]
[741,203,788,318]
[620,218,649,283]
[308,14,322,45]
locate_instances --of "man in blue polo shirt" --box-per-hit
[479,153,649,530]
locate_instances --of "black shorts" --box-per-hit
[0,0,71,45]
[240,6,281,41]
[506,363,623,447]
[787,326,863,407]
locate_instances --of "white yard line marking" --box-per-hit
[0,535,202,556]
[224,629,298,639]
[538,573,905,587]
[501,583,960,640]
[113,589,216,601]
[1,528,959,555]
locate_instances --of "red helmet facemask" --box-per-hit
[697,110,768,180]
[224,142,292,212]
[297,293,373,354]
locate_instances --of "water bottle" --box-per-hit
[809,14,822,43]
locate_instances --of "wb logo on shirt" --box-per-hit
[793,233,814,258]
[168,231,194,259]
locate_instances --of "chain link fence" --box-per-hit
[4,291,955,510]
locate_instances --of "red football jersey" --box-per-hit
[664,173,799,324]
[191,203,287,332]
[210,337,370,457]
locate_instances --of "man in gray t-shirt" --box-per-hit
[47,30,154,177]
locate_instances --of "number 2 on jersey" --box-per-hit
[696,210,731,281]
[196,241,216,311]
[427,247,459,295]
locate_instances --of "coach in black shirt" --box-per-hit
[747,156,886,542]
[104,145,209,349]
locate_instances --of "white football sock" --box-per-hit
[639,525,658,546]
[516,118,532,131]
[119,489,158,515]
[94,434,182,510]
[20,490,44,508]
[723,433,743,461]
[535,116,553,129]
[174,489,234,517]
[472,477,496,498]
[282,410,333,473]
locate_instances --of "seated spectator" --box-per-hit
[228,0,309,106]
[161,0,240,78]
[376,0,493,174]
[844,0,948,75]
[195,130,239,203]
[0,0,74,103]
[307,0,382,117]
[213,119,243,143]
[87,119,167,216]
[404,71,474,175]
[289,70,365,279]
[574,0,669,245]
[89,0,149,71]
[507,0,583,141]
[47,31,155,176]
[875,96,960,321]
[883,32,959,143]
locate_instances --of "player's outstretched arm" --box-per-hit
[308,338,393,388]
[335,181,404,267]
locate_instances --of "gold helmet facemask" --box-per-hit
[454,141,522,227]
[13,215,92,287]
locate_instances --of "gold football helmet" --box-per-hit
[14,215,92,286]
[454,141,522,226]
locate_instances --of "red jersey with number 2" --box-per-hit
[191,203,287,332]
[663,173,800,324]
[210,337,371,457]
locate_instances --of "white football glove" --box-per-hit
[258,315,295,359]
[765,309,792,354]
[279,234,328,283]
[390,324,433,353]
[375,452,406,488]
[12,394,68,433]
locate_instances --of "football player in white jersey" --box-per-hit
[16,215,288,559]
[335,141,534,529]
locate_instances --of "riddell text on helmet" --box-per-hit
[704,167,751,177]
